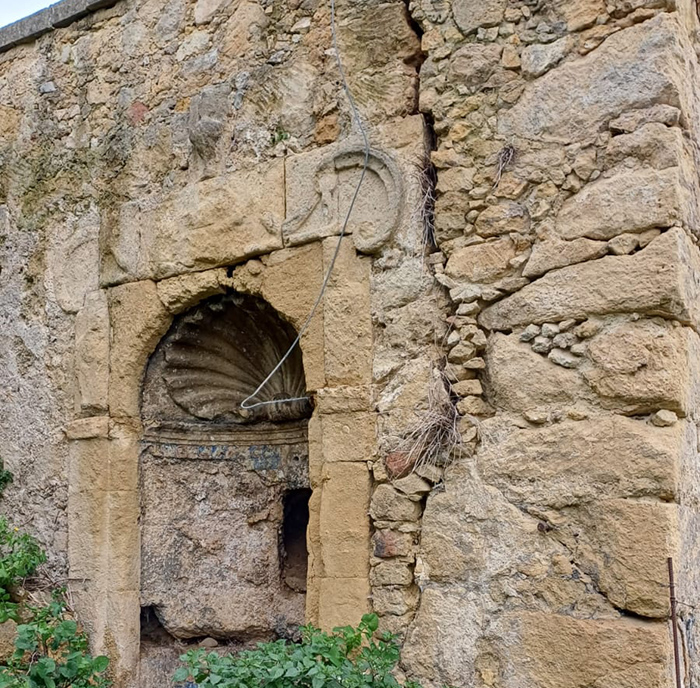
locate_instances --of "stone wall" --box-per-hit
[0,0,698,686]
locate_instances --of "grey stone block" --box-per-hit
[0,0,119,53]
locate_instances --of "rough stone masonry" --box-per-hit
[0,0,698,686]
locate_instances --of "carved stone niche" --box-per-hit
[139,293,312,683]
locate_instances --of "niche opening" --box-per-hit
[282,488,311,593]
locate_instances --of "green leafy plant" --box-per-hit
[174,613,423,688]
[0,505,110,687]
[0,590,110,688]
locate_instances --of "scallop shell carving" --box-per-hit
[162,294,311,423]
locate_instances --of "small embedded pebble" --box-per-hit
[548,347,580,368]
[532,336,553,354]
[520,324,541,342]
[651,409,678,427]
[541,322,560,338]
[559,319,577,332]
[552,332,578,349]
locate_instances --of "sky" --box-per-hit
[0,0,53,29]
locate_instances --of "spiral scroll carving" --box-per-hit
[161,294,311,423]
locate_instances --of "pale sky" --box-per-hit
[0,0,53,29]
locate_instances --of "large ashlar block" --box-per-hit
[556,168,682,240]
[562,499,677,618]
[67,487,106,581]
[321,412,376,463]
[103,591,141,687]
[102,161,285,284]
[480,228,700,330]
[232,243,326,391]
[486,332,590,411]
[477,416,680,508]
[283,141,404,254]
[74,290,109,415]
[401,586,482,687]
[108,280,172,419]
[581,318,700,415]
[498,13,685,143]
[107,422,140,494]
[318,462,371,578]
[155,269,227,314]
[322,238,373,387]
[48,203,101,313]
[317,577,371,631]
[105,490,140,593]
[498,612,671,688]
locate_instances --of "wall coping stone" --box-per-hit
[0,0,117,53]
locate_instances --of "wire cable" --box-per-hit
[240,0,371,412]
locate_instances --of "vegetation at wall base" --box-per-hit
[174,613,423,688]
[0,461,110,688]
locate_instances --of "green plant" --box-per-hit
[0,505,110,687]
[0,517,46,624]
[174,614,423,688]
[0,591,110,688]
[271,126,290,145]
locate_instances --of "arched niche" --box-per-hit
[138,292,312,684]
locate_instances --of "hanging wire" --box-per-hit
[240,0,371,412]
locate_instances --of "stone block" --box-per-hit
[498,612,670,688]
[564,499,677,617]
[486,333,590,411]
[371,585,419,616]
[452,0,506,35]
[156,269,226,314]
[521,36,572,78]
[480,229,700,331]
[498,14,684,143]
[49,205,101,314]
[477,416,680,508]
[68,437,108,495]
[107,422,140,493]
[450,44,503,88]
[103,591,141,684]
[67,488,106,581]
[234,244,326,392]
[581,318,700,415]
[604,122,685,170]
[556,168,681,240]
[321,412,376,463]
[372,529,415,558]
[317,577,370,631]
[445,238,515,283]
[322,238,372,387]
[0,620,17,662]
[370,484,423,522]
[74,290,109,415]
[102,161,285,284]
[108,280,172,419]
[401,586,481,687]
[106,490,140,592]
[319,463,371,578]
[523,237,608,278]
[66,416,109,440]
[283,141,403,253]
[370,561,413,586]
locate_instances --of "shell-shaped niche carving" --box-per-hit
[161,294,311,423]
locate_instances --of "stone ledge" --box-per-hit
[0,0,118,53]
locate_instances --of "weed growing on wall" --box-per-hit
[0,461,110,688]
[174,613,423,688]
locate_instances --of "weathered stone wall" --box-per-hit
[397,0,700,686]
[0,0,699,686]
